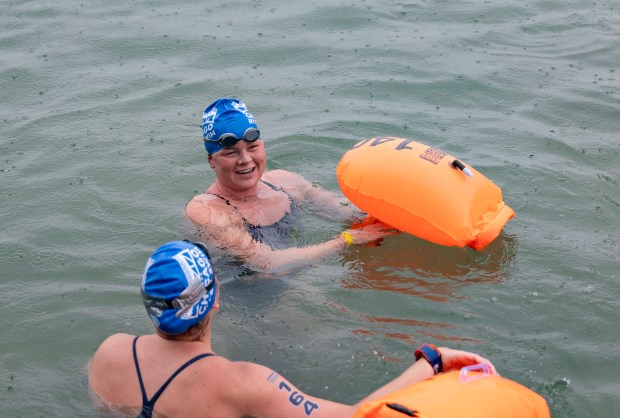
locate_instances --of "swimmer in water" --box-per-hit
[88,240,498,418]
[185,98,394,271]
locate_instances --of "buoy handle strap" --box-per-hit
[386,403,429,417]
[451,159,473,177]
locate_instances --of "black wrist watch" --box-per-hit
[415,343,443,375]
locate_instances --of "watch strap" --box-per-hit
[415,343,443,374]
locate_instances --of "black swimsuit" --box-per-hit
[209,180,302,249]
[132,336,214,418]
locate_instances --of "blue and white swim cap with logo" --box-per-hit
[141,241,217,335]
[201,98,258,154]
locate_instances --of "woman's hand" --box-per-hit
[439,347,499,376]
[342,220,399,246]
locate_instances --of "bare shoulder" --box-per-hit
[178,359,280,417]
[94,333,134,357]
[214,361,279,403]
[89,334,136,390]
[206,360,276,394]
[263,169,306,185]
[90,333,135,370]
[185,193,236,227]
[228,359,272,376]
[187,358,266,401]
[263,169,312,199]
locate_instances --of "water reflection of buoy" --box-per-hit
[336,137,515,250]
[353,367,550,418]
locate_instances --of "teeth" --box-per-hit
[238,168,254,174]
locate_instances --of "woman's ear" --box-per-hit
[208,154,215,169]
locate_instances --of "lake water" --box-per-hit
[1,0,619,416]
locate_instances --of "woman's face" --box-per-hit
[209,139,266,193]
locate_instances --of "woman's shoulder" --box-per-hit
[186,193,240,228]
[262,169,310,191]
[90,333,136,375]
[98,333,135,350]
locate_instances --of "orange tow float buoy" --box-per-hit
[336,137,515,250]
[353,366,550,418]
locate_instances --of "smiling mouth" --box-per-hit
[237,167,255,175]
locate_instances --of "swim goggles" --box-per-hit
[142,241,216,318]
[205,127,260,148]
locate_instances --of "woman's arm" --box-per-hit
[185,194,392,272]
[226,347,497,418]
[225,362,352,418]
[350,347,497,409]
[263,169,360,219]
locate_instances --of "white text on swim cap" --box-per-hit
[202,107,217,139]
[231,101,256,125]
[173,249,214,319]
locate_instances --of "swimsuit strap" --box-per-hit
[132,336,214,418]
[260,179,280,191]
[208,179,292,205]
[207,193,254,226]
[260,179,295,202]
[206,179,294,227]
[205,193,264,242]
[133,336,150,416]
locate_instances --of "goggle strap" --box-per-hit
[142,279,215,311]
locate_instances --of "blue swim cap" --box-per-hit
[201,98,258,154]
[141,241,217,335]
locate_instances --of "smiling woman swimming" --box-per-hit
[185,98,393,271]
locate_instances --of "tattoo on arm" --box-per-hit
[266,373,320,416]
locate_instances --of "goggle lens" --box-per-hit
[206,128,260,148]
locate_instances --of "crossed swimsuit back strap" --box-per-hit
[132,336,214,418]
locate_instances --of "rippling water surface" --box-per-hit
[1,0,619,416]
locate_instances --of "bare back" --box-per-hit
[89,334,233,417]
[88,333,353,418]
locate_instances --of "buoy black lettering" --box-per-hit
[370,137,397,147]
[355,137,415,151]
[395,139,414,150]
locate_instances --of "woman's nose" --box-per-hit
[237,149,251,163]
